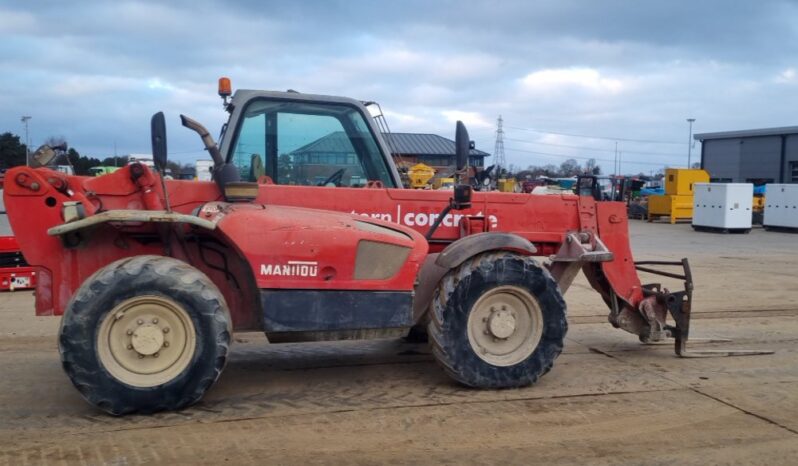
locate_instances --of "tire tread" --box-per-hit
[60,255,231,415]
[428,251,567,388]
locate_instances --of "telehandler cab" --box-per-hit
[3,78,765,414]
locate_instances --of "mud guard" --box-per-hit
[435,232,536,269]
[47,210,216,236]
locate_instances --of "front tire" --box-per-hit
[429,252,567,388]
[60,256,232,415]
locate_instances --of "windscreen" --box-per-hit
[230,99,394,187]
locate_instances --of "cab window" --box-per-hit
[230,99,394,187]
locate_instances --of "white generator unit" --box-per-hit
[692,183,753,232]
[764,184,798,229]
[196,160,214,182]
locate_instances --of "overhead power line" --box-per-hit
[170,148,214,155]
[504,125,686,146]
[503,136,685,158]
[504,146,673,167]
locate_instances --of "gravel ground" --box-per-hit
[0,221,796,465]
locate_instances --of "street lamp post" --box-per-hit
[686,118,695,168]
[20,116,32,166]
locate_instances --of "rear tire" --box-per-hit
[59,256,232,415]
[428,252,567,388]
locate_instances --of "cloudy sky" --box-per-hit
[2,0,797,174]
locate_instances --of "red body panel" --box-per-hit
[4,167,205,316]
[249,184,641,303]
[595,202,644,305]
[204,202,427,290]
[256,185,579,253]
[3,164,643,328]
[0,236,21,253]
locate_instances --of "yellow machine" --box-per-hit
[497,178,517,193]
[664,168,709,195]
[647,195,695,224]
[648,168,709,224]
[752,194,766,224]
[432,177,455,190]
[752,195,765,213]
[407,163,435,189]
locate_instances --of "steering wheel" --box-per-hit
[318,168,346,187]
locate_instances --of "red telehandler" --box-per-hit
[3,78,764,414]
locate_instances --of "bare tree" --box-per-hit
[559,159,580,177]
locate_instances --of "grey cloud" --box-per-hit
[1,0,797,173]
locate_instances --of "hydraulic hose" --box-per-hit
[425,203,453,240]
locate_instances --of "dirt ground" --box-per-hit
[1,221,797,465]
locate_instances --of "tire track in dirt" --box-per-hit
[0,341,682,440]
[3,389,797,466]
[1,310,795,450]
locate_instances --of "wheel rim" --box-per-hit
[97,295,196,388]
[466,285,544,367]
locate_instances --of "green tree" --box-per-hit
[166,161,182,177]
[101,156,128,167]
[66,148,101,176]
[0,132,28,169]
[278,153,294,183]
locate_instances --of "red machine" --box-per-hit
[0,236,37,291]
[2,79,762,415]
[0,191,37,291]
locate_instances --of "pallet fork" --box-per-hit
[635,259,773,357]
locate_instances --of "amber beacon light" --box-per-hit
[218,77,232,98]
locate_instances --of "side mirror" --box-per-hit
[150,112,167,172]
[455,121,470,171]
[424,124,473,241]
[30,144,56,168]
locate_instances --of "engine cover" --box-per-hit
[201,202,428,292]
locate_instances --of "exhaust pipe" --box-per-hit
[180,114,224,166]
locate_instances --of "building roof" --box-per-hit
[382,133,490,157]
[291,132,354,155]
[290,131,490,157]
[694,126,798,141]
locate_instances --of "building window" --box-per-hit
[422,156,450,166]
[745,178,773,186]
[791,162,798,182]
[469,156,484,167]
